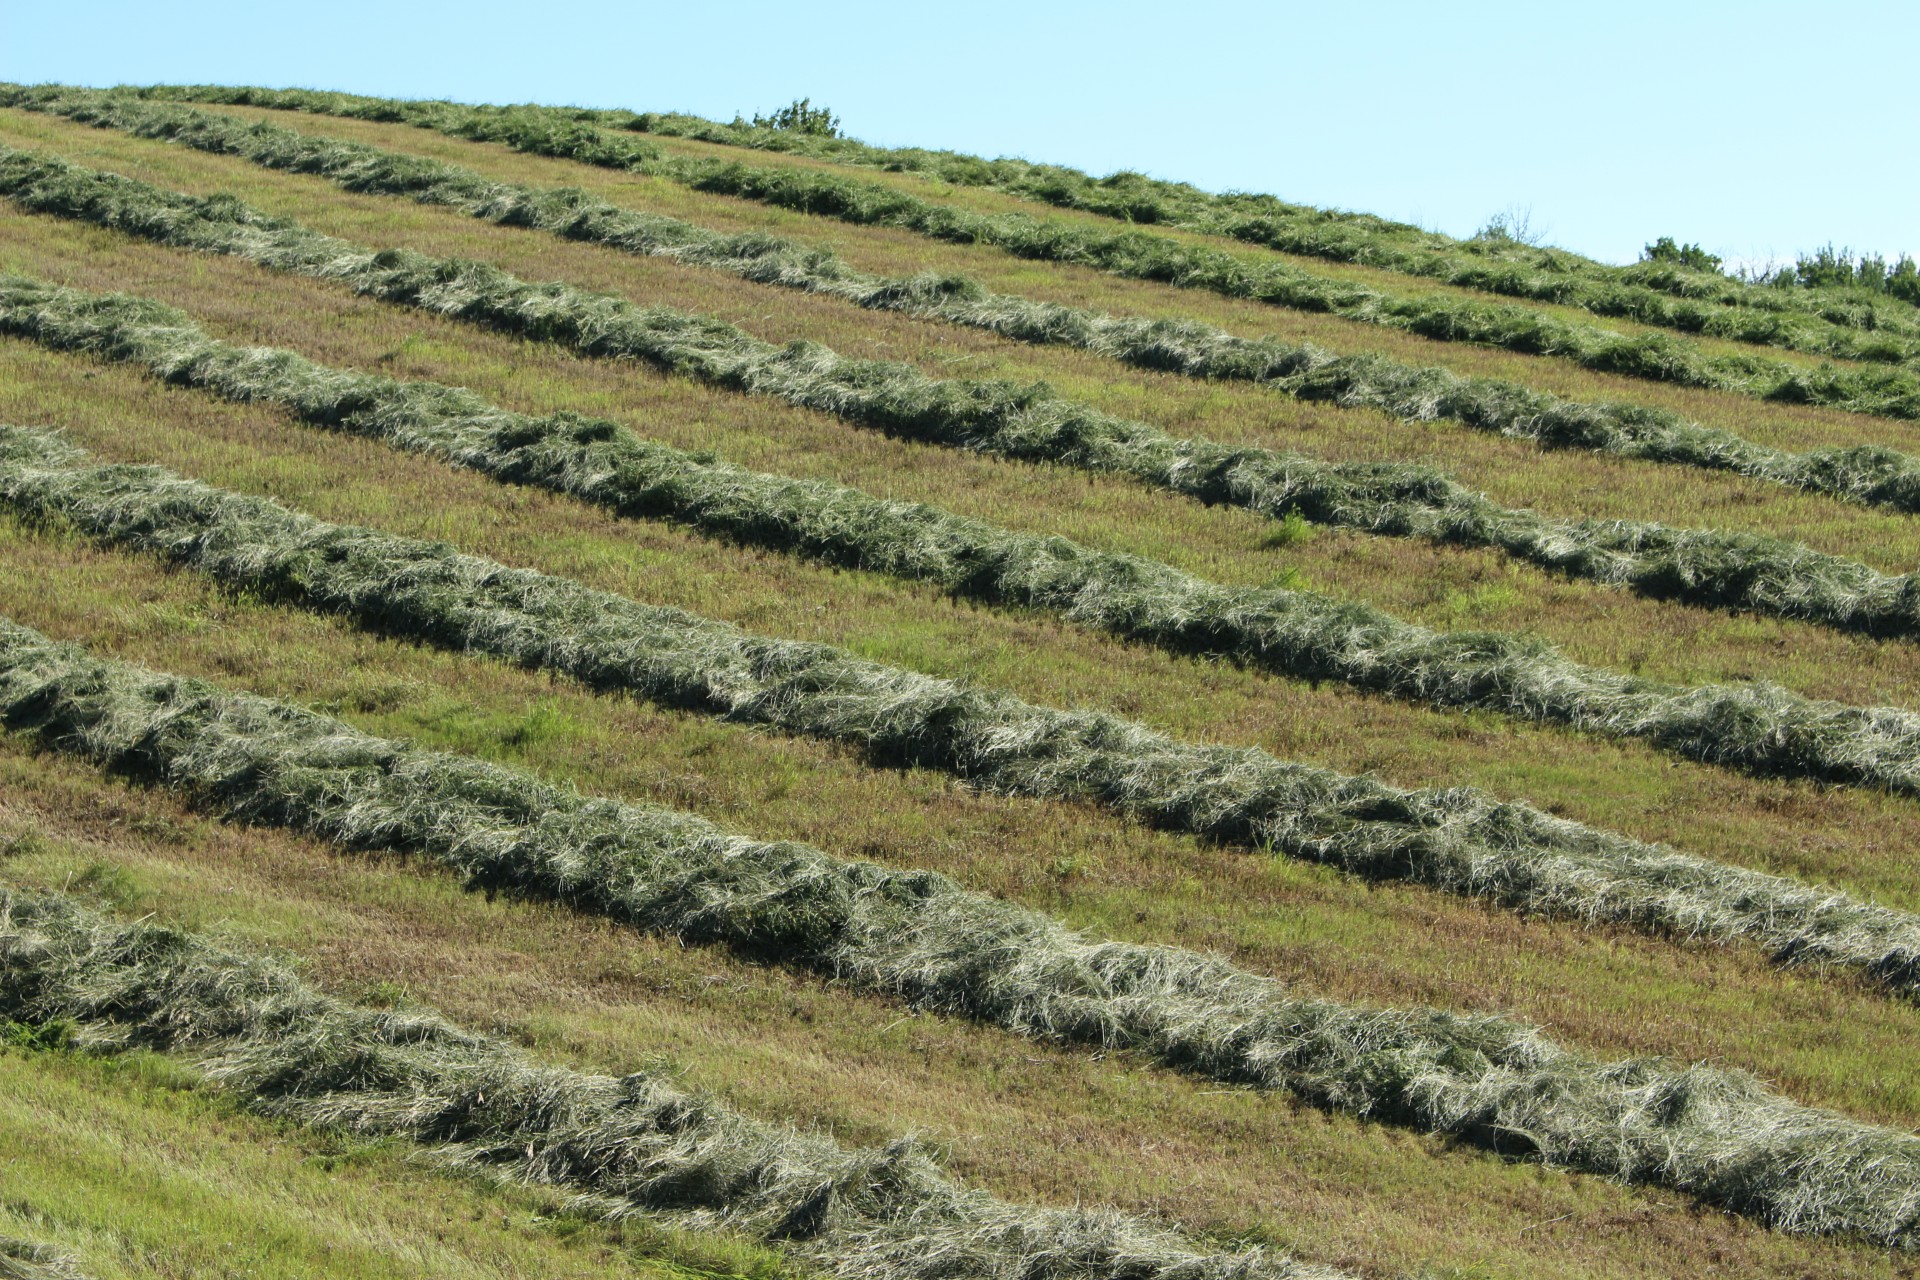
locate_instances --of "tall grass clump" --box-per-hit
[0,885,1349,1280]
[17,280,1920,797]
[5,435,1920,1000]
[36,82,1920,417]
[6,152,1920,640]
[10,89,1920,520]
[6,637,1920,1243]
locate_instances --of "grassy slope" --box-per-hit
[16,322,1920,1067]
[0,271,1912,1280]
[8,112,1920,1030]
[6,179,1920,863]
[1,102,1918,1278]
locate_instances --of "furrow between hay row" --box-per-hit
[3,148,1918,643]
[11,275,1920,799]
[12,87,1920,517]
[2,426,1919,1000]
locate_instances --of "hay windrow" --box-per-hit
[0,885,1346,1280]
[9,87,1920,515]
[3,150,1919,643]
[3,637,1920,1244]
[0,455,1918,1001]
[10,283,1920,799]
[0,1237,87,1280]
[28,82,1920,420]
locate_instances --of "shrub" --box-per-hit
[1643,236,1723,274]
[1473,207,1548,247]
[750,97,840,137]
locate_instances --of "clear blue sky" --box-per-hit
[3,0,1912,268]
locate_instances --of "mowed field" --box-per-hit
[2,91,1919,1279]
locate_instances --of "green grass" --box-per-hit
[16,143,1920,656]
[13,101,1920,542]
[4,885,1350,1280]
[0,380,1916,1273]
[0,1047,802,1280]
[8,603,1920,1246]
[1,220,1919,1027]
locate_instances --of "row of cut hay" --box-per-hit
[0,1238,86,1280]
[15,276,1920,799]
[0,883,1346,1280]
[17,89,1920,520]
[224,84,1912,353]
[5,425,1920,1003]
[5,151,1920,642]
[5,631,1920,1245]
[44,83,1920,418]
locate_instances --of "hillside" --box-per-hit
[1,86,1918,1279]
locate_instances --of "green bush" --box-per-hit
[1643,236,1723,274]
[749,97,840,137]
[1792,245,1920,307]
